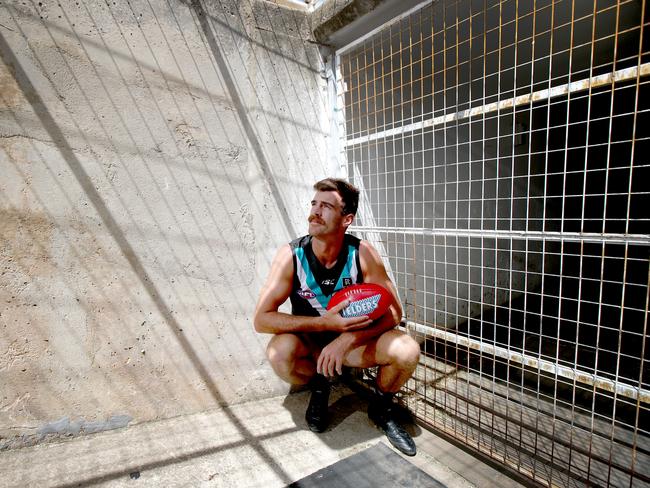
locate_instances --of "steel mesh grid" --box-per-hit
[336,0,649,486]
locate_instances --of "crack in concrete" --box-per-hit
[253,25,308,40]
[0,132,96,157]
[0,132,55,146]
[253,25,330,46]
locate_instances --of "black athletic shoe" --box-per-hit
[368,392,417,457]
[305,375,330,433]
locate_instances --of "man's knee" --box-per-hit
[384,330,420,370]
[266,334,316,385]
[401,335,421,369]
[266,334,302,368]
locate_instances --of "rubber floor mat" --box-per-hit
[287,442,447,487]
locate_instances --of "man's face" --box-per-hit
[308,190,353,237]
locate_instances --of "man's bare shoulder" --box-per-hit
[359,239,382,261]
[272,244,293,269]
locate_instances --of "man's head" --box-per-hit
[308,178,360,237]
[313,178,359,216]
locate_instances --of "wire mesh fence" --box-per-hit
[336,0,649,485]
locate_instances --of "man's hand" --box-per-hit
[317,332,356,377]
[321,299,372,333]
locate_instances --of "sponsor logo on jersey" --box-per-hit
[297,289,316,299]
[321,278,336,286]
[341,294,381,318]
[343,278,352,287]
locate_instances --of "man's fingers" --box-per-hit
[336,356,343,376]
[331,301,370,322]
[329,299,350,314]
[317,352,331,377]
[322,355,332,377]
[343,318,372,330]
[318,351,342,377]
[347,314,370,323]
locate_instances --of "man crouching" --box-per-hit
[253,178,420,456]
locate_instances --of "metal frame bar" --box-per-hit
[405,320,650,404]
[350,225,650,246]
[344,63,650,147]
[334,0,434,57]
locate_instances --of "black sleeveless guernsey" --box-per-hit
[289,234,363,317]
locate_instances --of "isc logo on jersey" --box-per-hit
[341,294,381,318]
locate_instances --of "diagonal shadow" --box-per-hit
[180,0,324,215]
[0,30,293,486]
[233,0,326,168]
[190,0,297,239]
[51,424,302,488]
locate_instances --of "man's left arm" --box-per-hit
[344,240,403,345]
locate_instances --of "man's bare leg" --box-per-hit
[266,333,330,433]
[345,329,421,456]
[374,330,421,392]
[266,333,316,385]
[346,328,420,390]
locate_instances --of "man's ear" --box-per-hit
[343,213,355,227]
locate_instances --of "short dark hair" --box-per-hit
[313,178,360,216]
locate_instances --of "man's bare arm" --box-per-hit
[342,240,403,347]
[253,245,372,335]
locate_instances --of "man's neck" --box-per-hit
[311,233,346,269]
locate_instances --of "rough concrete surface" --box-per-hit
[0,387,528,488]
[0,0,338,449]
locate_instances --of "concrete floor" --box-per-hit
[0,384,529,487]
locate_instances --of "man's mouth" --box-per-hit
[309,216,324,225]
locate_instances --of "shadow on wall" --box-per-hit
[0,0,331,467]
[185,0,296,237]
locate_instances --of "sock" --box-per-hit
[374,386,395,403]
[310,373,330,392]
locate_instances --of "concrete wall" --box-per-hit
[0,0,335,449]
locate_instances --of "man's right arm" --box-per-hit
[253,245,372,335]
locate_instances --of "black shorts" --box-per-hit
[298,331,339,350]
